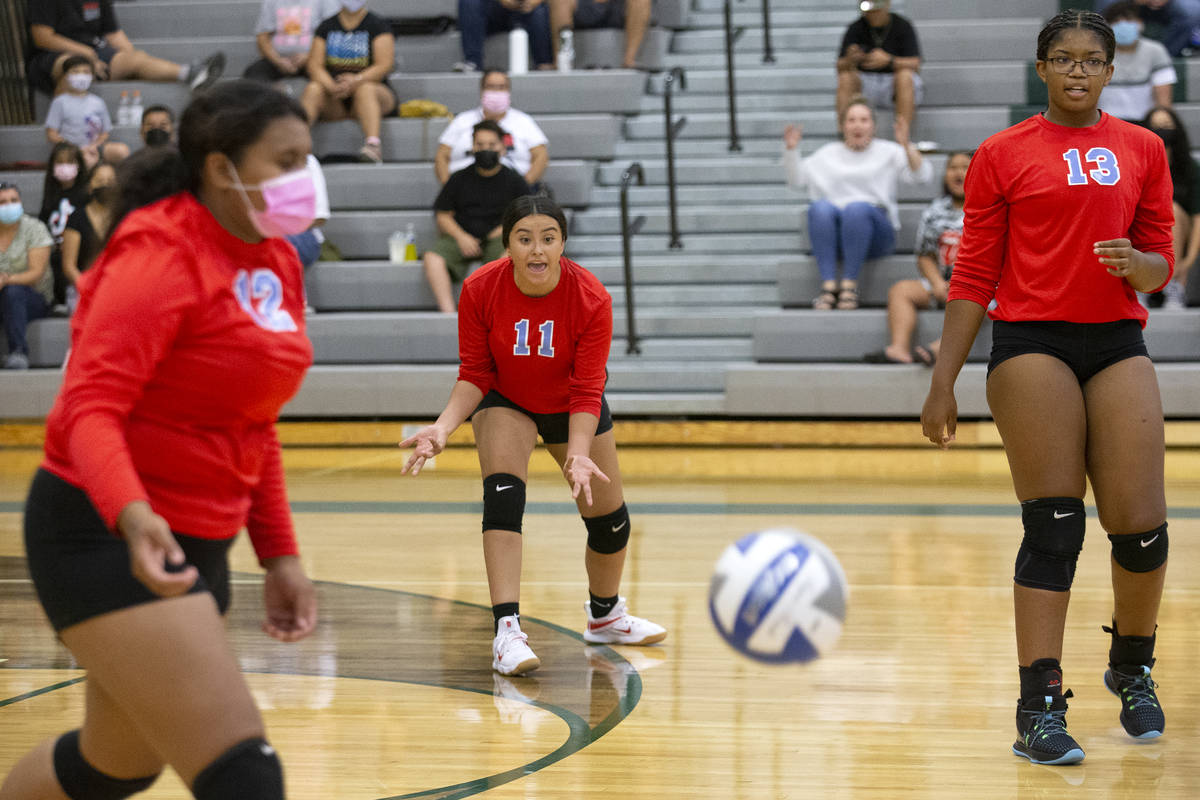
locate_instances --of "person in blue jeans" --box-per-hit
[0,183,54,370]
[1102,0,1200,57]
[456,0,553,72]
[783,98,931,309]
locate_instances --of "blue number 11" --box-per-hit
[513,319,556,357]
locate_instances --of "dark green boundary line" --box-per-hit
[0,583,643,800]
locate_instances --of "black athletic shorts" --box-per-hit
[24,468,234,632]
[987,319,1149,384]
[472,390,614,445]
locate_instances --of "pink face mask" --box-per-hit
[54,163,79,183]
[228,161,318,239]
[481,90,511,115]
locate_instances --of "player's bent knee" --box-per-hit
[53,730,160,800]
[483,473,526,533]
[584,503,630,554]
[192,738,283,800]
[1109,523,1168,573]
[1013,497,1085,591]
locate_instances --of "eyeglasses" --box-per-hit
[1043,56,1109,76]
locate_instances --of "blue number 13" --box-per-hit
[513,319,555,357]
[1063,147,1120,186]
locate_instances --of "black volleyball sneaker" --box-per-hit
[1013,690,1085,765]
[1104,663,1164,739]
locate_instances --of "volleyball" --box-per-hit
[708,528,848,664]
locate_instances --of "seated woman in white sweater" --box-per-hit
[783,97,932,309]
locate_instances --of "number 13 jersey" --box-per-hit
[458,256,612,417]
[949,112,1174,325]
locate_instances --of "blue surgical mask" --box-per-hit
[341,0,366,11]
[1112,20,1141,47]
[0,202,22,225]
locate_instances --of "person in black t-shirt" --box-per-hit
[26,0,225,96]
[39,142,90,306]
[836,0,923,131]
[62,162,117,312]
[423,120,531,313]
[299,2,397,164]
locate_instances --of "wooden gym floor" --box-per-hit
[2,421,1199,799]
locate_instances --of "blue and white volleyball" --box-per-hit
[708,528,848,664]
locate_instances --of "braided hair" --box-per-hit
[1037,9,1115,62]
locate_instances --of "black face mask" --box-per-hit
[1150,126,1179,148]
[90,186,117,205]
[144,128,171,147]
[474,149,500,170]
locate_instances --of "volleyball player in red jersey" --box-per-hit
[921,11,1173,766]
[401,195,666,676]
[2,81,317,800]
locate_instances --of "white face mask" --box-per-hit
[341,0,366,12]
[66,72,93,92]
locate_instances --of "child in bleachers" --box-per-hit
[44,56,130,168]
[61,162,118,312]
[245,0,343,84]
[38,143,90,308]
[1143,105,1198,308]
[1099,1,1176,122]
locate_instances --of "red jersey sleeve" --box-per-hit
[947,145,1008,308]
[456,277,497,395]
[59,231,200,530]
[1130,141,1175,292]
[245,429,299,563]
[568,286,612,417]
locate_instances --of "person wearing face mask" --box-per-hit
[44,55,130,168]
[1101,0,1200,58]
[244,0,342,84]
[424,120,532,313]
[0,80,316,800]
[300,1,397,164]
[139,104,176,148]
[0,183,55,370]
[783,97,932,310]
[1141,105,1199,308]
[61,162,118,311]
[38,142,91,306]
[1099,2,1176,123]
[435,69,549,187]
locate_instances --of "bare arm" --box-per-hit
[1182,213,1200,271]
[103,30,135,54]
[436,209,473,240]
[434,144,452,184]
[921,299,986,448]
[30,24,96,59]
[46,127,64,144]
[916,254,945,292]
[355,34,394,84]
[892,55,921,72]
[61,229,83,286]
[307,39,338,93]
[5,245,51,287]
[525,144,549,185]
[1153,83,1173,109]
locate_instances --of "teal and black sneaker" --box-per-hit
[1013,689,1085,765]
[1105,664,1165,739]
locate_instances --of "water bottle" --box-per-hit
[509,27,529,75]
[129,90,143,128]
[557,29,574,72]
[389,231,405,264]
[116,91,131,126]
[404,223,418,261]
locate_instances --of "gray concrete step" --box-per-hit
[588,172,947,206]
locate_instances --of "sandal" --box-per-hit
[836,284,859,310]
[913,344,936,367]
[812,288,837,310]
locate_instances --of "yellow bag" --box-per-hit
[399,99,452,118]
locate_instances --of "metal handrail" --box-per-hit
[761,0,775,64]
[662,67,687,249]
[723,0,745,152]
[619,163,646,355]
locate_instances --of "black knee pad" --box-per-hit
[192,737,283,800]
[1108,523,1168,573]
[584,503,630,555]
[53,730,159,800]
[482,473,525,533]
[1014,497,1086,592]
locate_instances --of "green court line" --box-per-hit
[0,677,86,708]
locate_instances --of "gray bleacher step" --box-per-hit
[724,362,1200,418]
[606,392,726,415]
[589,173,947,206]
[753,310,993,364]
[671,19,1043,61]
[119,0,459,38]
[778,255,935,308]
[596,157,782,185]
[646,68,837,96]
[691,0,902,9]
[663,51,835,70]
[637,93,838,114]
[904,0,1051,19]
[0,371,65,418]
[685,9,861,29]
[569,232,804,255]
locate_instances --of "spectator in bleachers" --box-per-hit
[245,0,342,83]
[0,183,54,369]
[435,70,550,188]
[549,0,651,70]
[1143,105,1198,307]
[864,151,970,365]
[836,0,922,132]
[44,56,130,168]
[61,162,118,312]
[299,2,397,164]
[456,0,554,73]
[424,120,531,313]
[26,0,225,97]
[1100,2,1176,122]
[140,104,176,148]
[783,97,932,310]
[39,143,90,308]
[1101,0,1200,57]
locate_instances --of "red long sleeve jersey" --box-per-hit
[42,193,314,560]
[457,257,612,417]
[949,112,1174,324]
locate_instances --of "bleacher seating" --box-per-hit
[0,0,1196,421]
